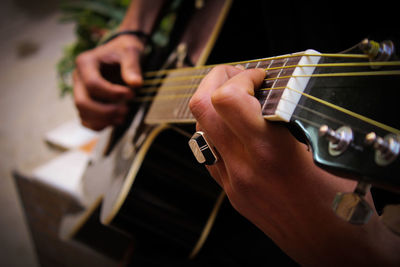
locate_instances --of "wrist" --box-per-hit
[102,30,150,46]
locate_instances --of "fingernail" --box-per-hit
[129,73,143,84]
[234,64,245,70]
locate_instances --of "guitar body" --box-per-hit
[102,124,222,258]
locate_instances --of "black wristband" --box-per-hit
[101,30,150,45]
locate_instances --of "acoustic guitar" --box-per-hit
[60,0,400,262]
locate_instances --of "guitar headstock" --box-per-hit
[298,39,399,192]
[258,39,400,193]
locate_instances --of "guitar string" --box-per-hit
[137,69,400,98]
[134,78,400,136]
[264,87,400,135]
[267,70,400,81]
[251,89,367,134]
[142,53,371,78]
[137,84,400,135]
[139,62,400,91]
[131,54,400,135]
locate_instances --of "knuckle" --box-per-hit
[84,76,98,88]
[230,169,255,195]
[211,83,237,106]
[212,64,229,73]
[189,94,207,118]
[75,52,90,66]
[102,105,126,119]
[123,43,142,55]
[74,98,85,111]
[73,94,86,111]
[120,37,144,56]
[107,89,126,100]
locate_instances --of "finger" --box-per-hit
[76,52,134,102]
[190,66,249,188]
[120,47,143,87]
[190,65,244,150]
[73,71,129,130]
[211,68,267,144]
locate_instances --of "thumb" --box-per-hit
[120,54,143,87]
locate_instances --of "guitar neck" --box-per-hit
[145,50,321,125]
[144,41,400,190]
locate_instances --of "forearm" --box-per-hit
[258,159,400,266]
[118,0,166,34]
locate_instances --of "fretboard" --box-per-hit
[144,50,321,125]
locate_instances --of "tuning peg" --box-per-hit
[365,132,400,166]
[319,125,353,156]
[359,39,395,62]
[332,182,373,224]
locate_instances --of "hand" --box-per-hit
[189,65,400,265]
[73,34,145,130]
[189,65,338,217]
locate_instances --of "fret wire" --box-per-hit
[176,72,189,119]
[177,69,190,118]
[263,58,287,112]
[179,68,199,119]
[259,59,274,111]
[184,67,210,118]
[184,68,206,118]
[177,67,197,119]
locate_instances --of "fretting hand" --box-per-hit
[189,65,400,265]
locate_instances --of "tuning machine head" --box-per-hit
[359,39,395,63]
[319,125,353,156]
[332,182,373,224]
[365,132,400,166]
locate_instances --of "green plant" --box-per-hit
[56,0,130,96]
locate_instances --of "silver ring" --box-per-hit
[188,131,218,165]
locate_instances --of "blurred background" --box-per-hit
[0,0,77,265]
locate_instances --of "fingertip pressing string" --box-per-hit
[101,30,151,45]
